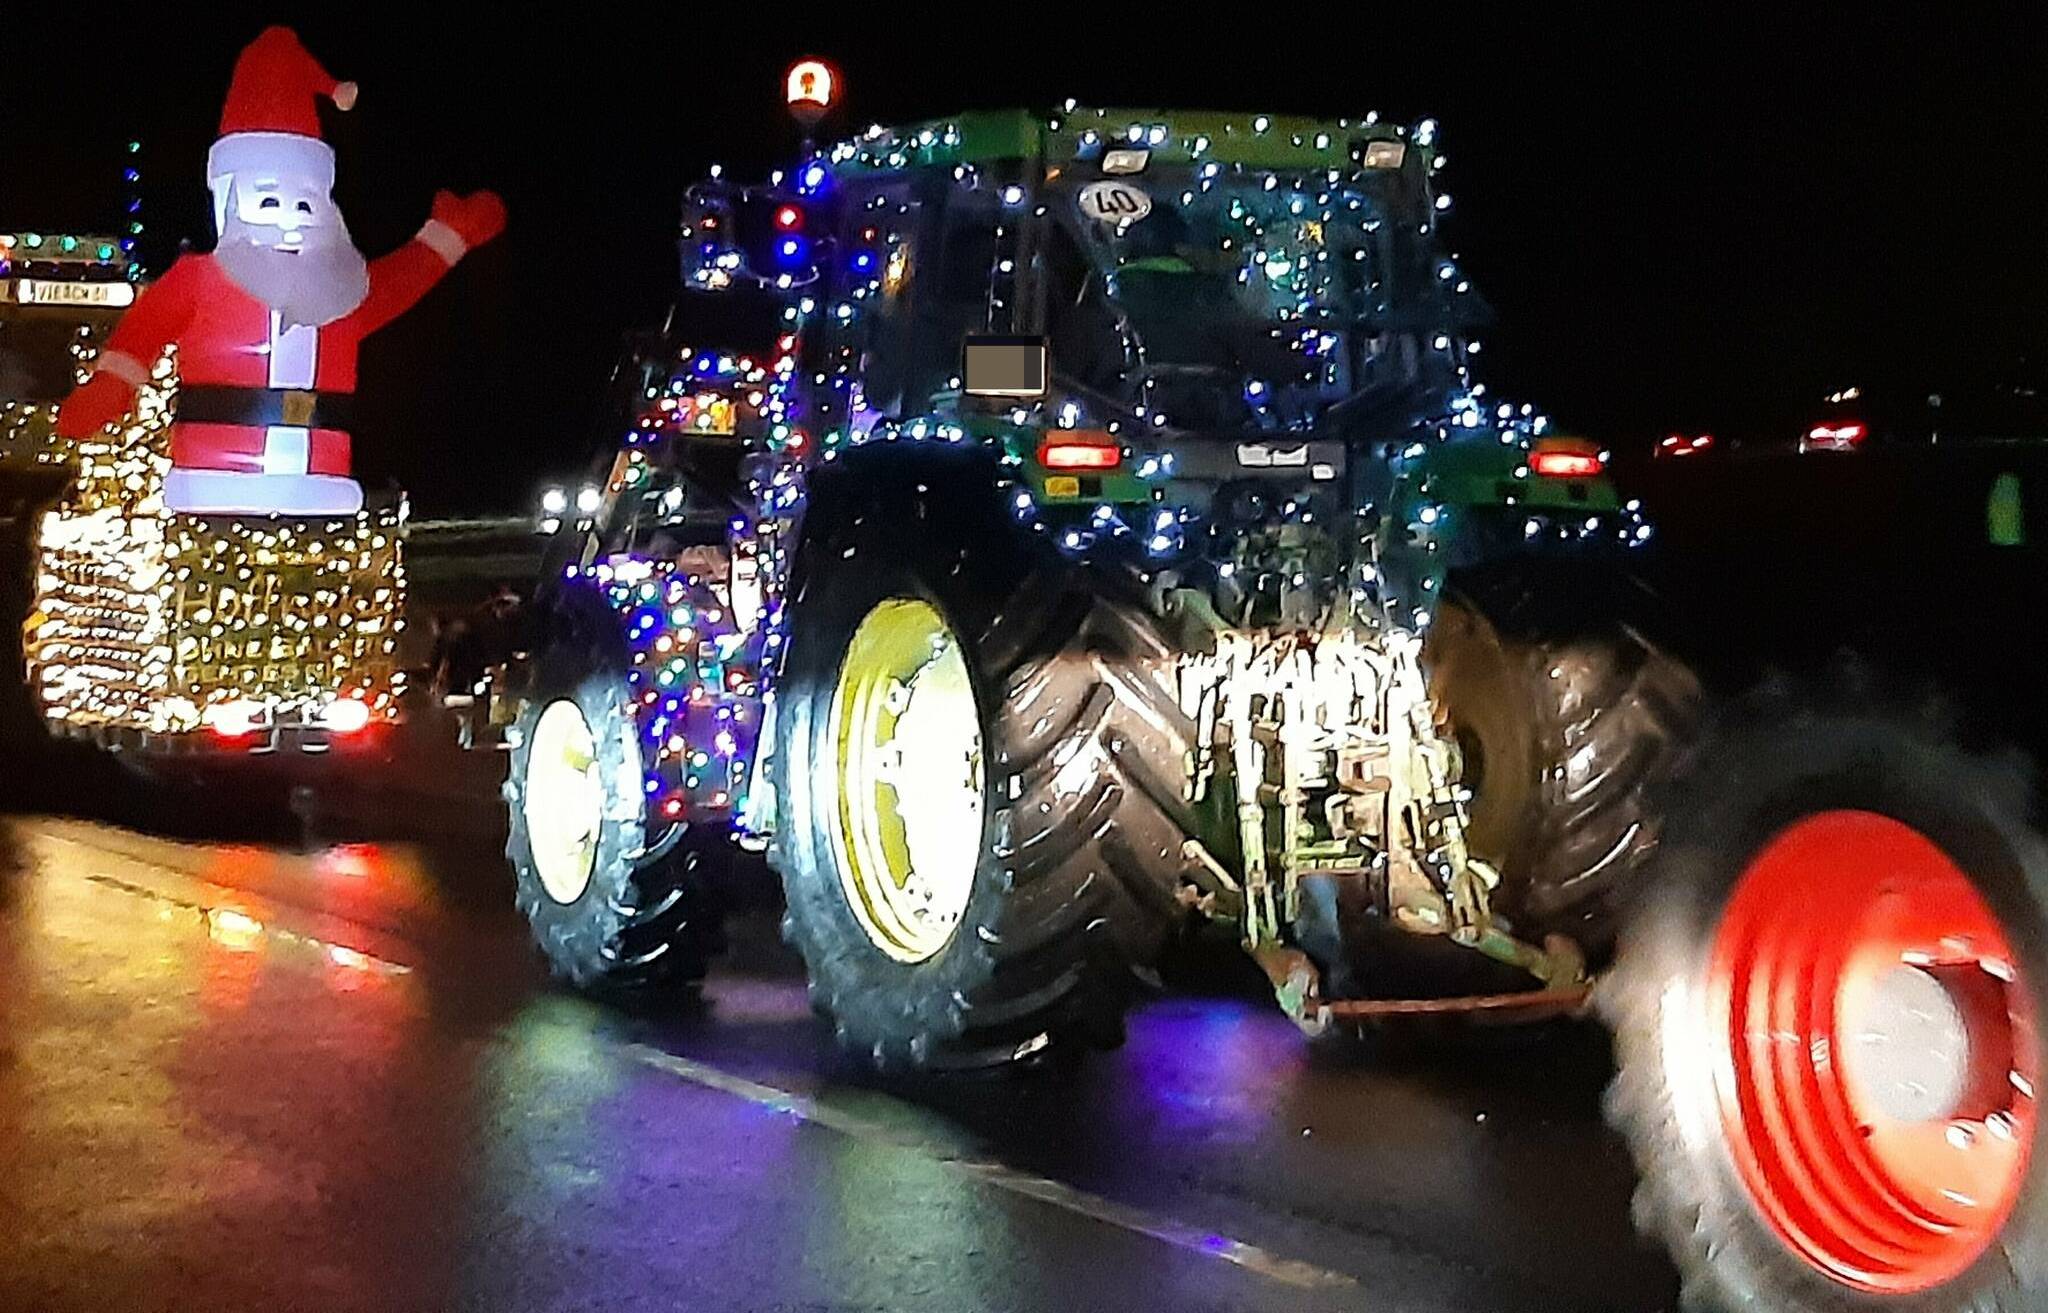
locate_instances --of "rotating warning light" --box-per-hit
[786,59,838,127]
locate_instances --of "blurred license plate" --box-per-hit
[15,279,135,307]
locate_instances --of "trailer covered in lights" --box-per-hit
[3,232,405,757]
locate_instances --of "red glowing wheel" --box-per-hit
[1603,697,2048,1312]
[1710,811,2036,1293]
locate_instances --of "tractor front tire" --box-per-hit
[505,611,722,994]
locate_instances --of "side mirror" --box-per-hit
[963,335,1048,401]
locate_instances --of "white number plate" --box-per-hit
[13,279,135,307]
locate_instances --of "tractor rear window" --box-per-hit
[1092,177,1380,332]
[1056,173,1416,428]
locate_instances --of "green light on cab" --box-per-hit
[98,245,115,260]
[60,236,79,252]
[24,233,42,248]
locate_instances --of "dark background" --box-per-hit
[5,4,2044,514]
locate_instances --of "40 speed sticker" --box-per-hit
[1078,180,1152,224]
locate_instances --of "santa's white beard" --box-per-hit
[213,222,370,328]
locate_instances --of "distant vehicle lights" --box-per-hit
[1801,421,1868,454]
[1655,433,1716,459]
[536,484,602,534]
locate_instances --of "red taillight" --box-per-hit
[1039,434,1123,471]
[1530,449,1604,478]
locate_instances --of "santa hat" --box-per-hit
[205,27,358,230]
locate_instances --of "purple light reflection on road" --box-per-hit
[1115,997,1311,1144]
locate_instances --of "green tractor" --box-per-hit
[502,87,2048,1311]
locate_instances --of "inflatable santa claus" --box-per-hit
[58,26,505,516]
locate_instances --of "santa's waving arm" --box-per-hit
[55,256,201,438]
[352,190,507,336]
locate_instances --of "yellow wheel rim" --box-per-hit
[828,597,985,963]
[524,698,604,904]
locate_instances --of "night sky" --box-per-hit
[6,5,2044,514]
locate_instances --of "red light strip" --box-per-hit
[1039,437,1122,471]
[1530,450,1604,478]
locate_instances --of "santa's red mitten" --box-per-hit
[422,190,507,263]
[54,372,136,439]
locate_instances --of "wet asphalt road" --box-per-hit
[0,781,1680,1313]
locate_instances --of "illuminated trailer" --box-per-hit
[3,232,404,759]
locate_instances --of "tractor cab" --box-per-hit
[634,102,1639,647]
[684,109,1482,449]
[1034,132,1478,441]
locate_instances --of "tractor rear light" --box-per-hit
[1531,451,1603,478]
[203,698,264,739]
[1529,440,1605,478]
[1039,433,1123,471]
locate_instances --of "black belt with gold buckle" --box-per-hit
[177,385,355,430]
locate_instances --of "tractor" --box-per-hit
[499,85,2048,1312]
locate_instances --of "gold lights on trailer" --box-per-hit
[22,347,405,736]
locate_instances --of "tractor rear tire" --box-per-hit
[1425,569,1700,954]
[1600,691,2048,1312]
[769,480,1196,1070]
[505,601,722,993]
